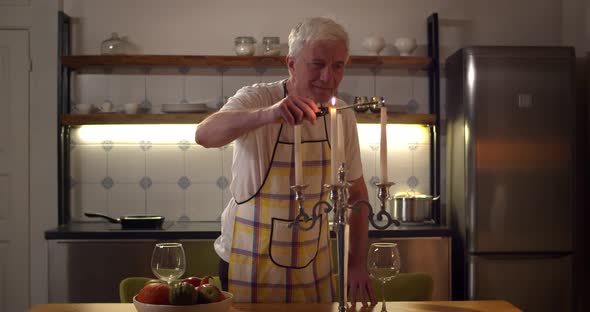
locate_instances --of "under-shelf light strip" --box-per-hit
[77,124,428,146]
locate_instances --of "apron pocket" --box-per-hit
[269,215,322,269]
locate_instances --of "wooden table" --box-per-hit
[28,301,521,312]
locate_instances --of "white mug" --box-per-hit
[98,101,113,113]
[74,103,92,114]
[124,102,138,114]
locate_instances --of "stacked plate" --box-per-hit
[162,103,210,113]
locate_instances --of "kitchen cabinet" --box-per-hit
[47,234,450,303]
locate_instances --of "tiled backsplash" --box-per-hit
[70,124,431,222]
[70,69,432,222]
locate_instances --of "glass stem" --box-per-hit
[381,282,387,312]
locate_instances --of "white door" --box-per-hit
[0,30,30,312]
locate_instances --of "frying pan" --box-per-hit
[84,212,165,229]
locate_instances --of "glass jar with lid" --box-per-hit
[101,32,127,55]
[234,36,256,56]
[262,36,280,56]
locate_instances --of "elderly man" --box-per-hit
[195,17,375,305]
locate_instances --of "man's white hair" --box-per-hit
[288,17,349,59]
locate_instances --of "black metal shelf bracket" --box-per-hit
[427,13,441,224]
[58,11,72,225]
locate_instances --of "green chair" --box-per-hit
[182,241,222,278]
[119,276,224,303]
[119,277,152,303]
[333,272,434,302]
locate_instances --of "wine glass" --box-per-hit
[151,242,186,284]
[178,67,189,104]
[367,242,401,312]
[140,67,152,113]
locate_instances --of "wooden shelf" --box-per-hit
[357,113,435,125]
[60,113,436,126]
[62,55,431,70]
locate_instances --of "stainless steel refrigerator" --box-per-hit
[446,46,577,312]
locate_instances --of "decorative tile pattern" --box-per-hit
[140,140,152,151]
[177,176,191,189]
[186,183,223,221]
[67,53,447,221]
[407,175,419,189]
[101,140,113,152]
[139,176,153,190]
[147,184,185,217]
[109,183,146,216]
[70,145,107,183]
[178,140,191,151]
[187,145,222,183]
[101,176,114,190]
[147,145,184,183]
[216,176,229,190]
[109,146,146,183]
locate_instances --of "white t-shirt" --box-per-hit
[210,79,363,262]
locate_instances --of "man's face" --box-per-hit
[287,40,348,104]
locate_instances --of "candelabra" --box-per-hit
[288,163,400,312]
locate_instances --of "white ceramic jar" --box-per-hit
[234,36,256,56]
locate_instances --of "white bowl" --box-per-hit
[361,36,385,56]
[394,37,417,56]
[133,291,233,312]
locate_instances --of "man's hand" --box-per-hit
[348,255,377,307]
[346,176,376,307]
[272,95,320,125]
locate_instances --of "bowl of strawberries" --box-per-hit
[133,276,233,312]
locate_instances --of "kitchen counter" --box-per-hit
[28,301,523,312]
[46,222,452,303]
[44,221,451,240]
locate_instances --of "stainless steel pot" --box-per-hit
[392,193,439,224]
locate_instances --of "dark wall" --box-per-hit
[584,53,589,312]
[574,54,589,312]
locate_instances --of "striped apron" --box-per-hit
[228,121,334,303]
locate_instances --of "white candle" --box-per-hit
[294,125,302,185]
[337,113,345,165]
[380,106,388,183]
[330,97,338,184]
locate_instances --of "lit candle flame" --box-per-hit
[330,97,338,184]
